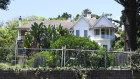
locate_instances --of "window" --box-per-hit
[101,29,105,35]
[95,29,99,35]
[110,30,113,35]
[76,30,80,36]
[106,29,109,35]
[84,30,88,37]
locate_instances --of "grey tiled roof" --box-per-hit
[18,20,74,29]
[18,17,98,30]
[85,17,97,25]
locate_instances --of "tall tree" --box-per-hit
[115,0,137,51]
[0,0,11,10]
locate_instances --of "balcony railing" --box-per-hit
[94,35,114,39]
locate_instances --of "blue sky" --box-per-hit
[0,0,124,22]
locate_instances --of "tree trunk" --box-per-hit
[124,0,137,51]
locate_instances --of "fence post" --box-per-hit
[105,48,107,68]
[56,50,58,67]
[64,45,66,67]
[15,40,17,65]
[61,46,64,67]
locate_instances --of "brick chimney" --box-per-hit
[87,10,92,18]
[68,14,72,21]
[19,16,22,26]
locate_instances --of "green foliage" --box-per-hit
[0,0,11,10]
[116,29,124,35]
[50,35,99,50]
[137,37,140,49]
[49,12,70,20]
[28,51,56,67]
[27,15,39,21]
[114,40,124,50]
[0,63,10,69]
[24,22,44,48]
[39,17,47,20]
[74,14,80,21]
[0,19,19,62]
[50,35,101,68]
[91,14,100,19]
[131,51,140,69]
[92,51,114,68]
[0,15,47,63]
[82,9,90,15]
[57,12,70,20]
[24,32,32,48]
[113,29,124,50]
[24,23,69,49]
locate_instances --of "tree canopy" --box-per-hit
[51,35,100,50]
[0,0,11,10]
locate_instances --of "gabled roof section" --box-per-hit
[69,15,96,29]
[91,14,115,29]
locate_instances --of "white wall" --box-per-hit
[94,17,112,27]
[95,40,111,50]
[73,18,90,37]
[73,16,114,50]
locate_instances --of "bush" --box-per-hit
[28,51,56,68]
[114,40,124,50]
[50,35,100,50]
[131,51,140,69]
[0,63,10,69]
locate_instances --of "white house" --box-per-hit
[70,12,115,50]
[17,12,115,50]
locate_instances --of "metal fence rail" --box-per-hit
[0,47,132,68]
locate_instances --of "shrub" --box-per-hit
[28,51,56,68]
[50,35,100,50]
[0,63,10,69]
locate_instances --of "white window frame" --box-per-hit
[95,29,100,35]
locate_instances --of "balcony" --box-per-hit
[93,35,114,40]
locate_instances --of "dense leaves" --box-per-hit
[28,51,56,67]
[0,19,19,62]
[24,22,69,49]
[51,35,100,50]
[0,0,11,10]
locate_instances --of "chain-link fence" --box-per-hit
[0,47,132,68]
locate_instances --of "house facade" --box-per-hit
[17,12,115,50]
[70,12,115,50]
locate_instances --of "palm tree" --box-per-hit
[30,22,44,48]
[115,0,137,51]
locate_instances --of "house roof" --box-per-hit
[18,20,73,29]
[18,14,114,30]
[85,17,97,25]
[91,14,115,29]
[70,16,97,29]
